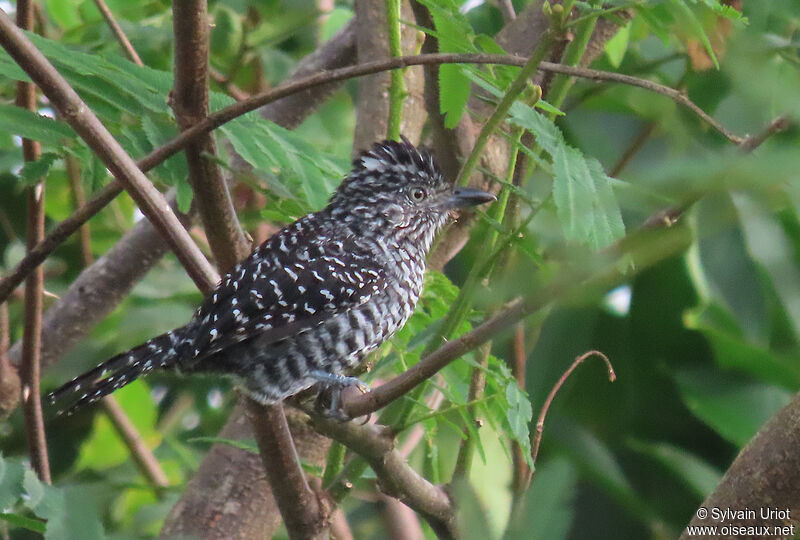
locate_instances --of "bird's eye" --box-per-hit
[410,188,426,202]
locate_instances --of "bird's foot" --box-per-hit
[311,370,369,421]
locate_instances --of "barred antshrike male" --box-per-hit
[48,138,494,416]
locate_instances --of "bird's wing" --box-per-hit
[179,215,386,366]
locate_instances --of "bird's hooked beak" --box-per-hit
[445,187,496,209]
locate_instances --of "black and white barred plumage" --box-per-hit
[48,137,494,416]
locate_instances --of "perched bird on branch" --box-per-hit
[48,137,494,417]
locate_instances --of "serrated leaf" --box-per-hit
[553,146,624,249]
[19,152,60,186]
[505,382,533,467]
[0,105,75,145]
[439,64,470,128]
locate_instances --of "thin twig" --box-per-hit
[0,8,220,294]
[0,51,759,304]
[529,351,616,474]
[91,0,143,66]
[66,148,170,491]
[610,121,656,177]
[64,154,95,266]
[101,396,170,489]
[738,115,791,153]
[16,0,50,485]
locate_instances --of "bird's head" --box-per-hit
[327,137,495,238]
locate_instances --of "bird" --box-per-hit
[47,137,495,417]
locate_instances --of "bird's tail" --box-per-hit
[47,328,183,416]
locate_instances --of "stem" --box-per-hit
[16,0,50,485]
[454,32,554,186]
[385,0,404,139]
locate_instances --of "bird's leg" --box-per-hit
[310,370,369,421]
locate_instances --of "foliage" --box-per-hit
[0,0,799,538]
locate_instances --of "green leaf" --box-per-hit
[505,382,533,467]
[19,152,61,186]
[628,440,721,498]
[187,436,260,454]
[0,456,26,509]
[76,382,162,471]
[0,105,76,145]
[551,146,625,250]
[604,23,630,68]
[453,478,496,540]
[675,368,792,447]
[671,0,719,69]
[505,458,576,540]
[439,64,471,128]
[0,512,46,534]
[685,304,800,388]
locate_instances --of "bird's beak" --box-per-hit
[445,187,496,209]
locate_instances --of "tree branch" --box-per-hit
[307,412,456,539]
[15,0,50,485]
[0,7,219,293]
[0,50,756,305]
[91,0,143,66]
[172,0,250,271]
[247,400,328,540]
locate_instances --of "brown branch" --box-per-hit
[308,412,456,539]
[0,50,756,305]
[738,115,792,153]
[379,495,425,540]
[16,0,50,485]
[64,154,95,266]
[7,193,193,372]
[0,7,219,294]
[172,0,249,271]
[246,400,328,540]
[328,507,354,540]
[172,5,325,537]
[101,396,169,489]
[529,351,616,472]
[0,182,122,306]
[91,0,143,66]
[679,390,800,539]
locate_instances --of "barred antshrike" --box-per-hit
[48,138,494,416]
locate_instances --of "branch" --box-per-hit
[307,412,456,539]
[0,50,756,304]
[172,0,250,271]
[91,0,143,66]
[246,400,328,540]
[679,390,800,539]
[101,396,169,489]
[529,351,616,471]
[345,220,695,418]
[8,194,193,371]
[15,0,50,485]
[0,8,219,293]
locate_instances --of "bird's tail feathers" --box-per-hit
[47,329,182,416]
